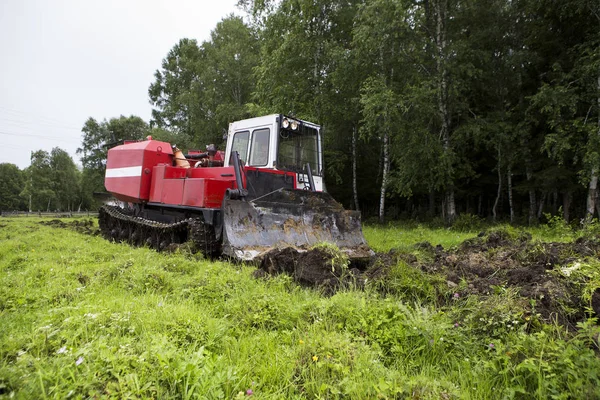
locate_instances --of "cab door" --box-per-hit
[225,115,277,168]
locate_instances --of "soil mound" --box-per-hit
[254,230,600,326]
[256,247,362,293]
[39,219,99,236]
[410,230,600,325]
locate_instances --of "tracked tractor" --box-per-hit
[99,114,371,261]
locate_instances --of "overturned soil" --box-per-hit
[38,219,100,236]
[416,231,600,323]
[255,247,364,294]
[255,230,600,325]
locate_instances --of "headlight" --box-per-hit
[290,120,299,131]
[282,118,290,129]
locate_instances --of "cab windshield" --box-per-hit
[277,125,320,175]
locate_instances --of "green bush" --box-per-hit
[451,213,485,232]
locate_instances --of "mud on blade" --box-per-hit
[221,189,372,261]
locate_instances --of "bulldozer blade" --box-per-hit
[221,189,373,261]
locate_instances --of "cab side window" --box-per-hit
[231,131,250,163]
[248,128,270,166]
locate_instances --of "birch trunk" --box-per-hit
[446,190,456,223]
[588,174,598,221]
[492,148,502,222]
[352,126,360,212]
[379,130,389,223]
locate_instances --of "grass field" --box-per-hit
[1,218,599,399]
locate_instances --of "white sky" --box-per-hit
[0,0,241,169]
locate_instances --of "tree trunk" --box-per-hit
[429,189,435,217]
[537,192,546,219]
[563,192,571,223]
[379,131,390,223]
[434,0,454,223]
[507,165,514,223]
[446,190,456,224]
[352,126,360,212]
[377,139,383,185]
[526,164,537,225]
[441,197,446,221]
[586,72,600,223]
[588,174,598,221]
[492,148,502,223]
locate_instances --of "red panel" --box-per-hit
[106,177,144,203]
[204,180,234,208]
[182,179,234,208]
[161,179,184,204]
[164,166,187,179]
[140,144,174,200]
[149,165,166,203]
[106,149,145,169]
[182,179,206,207]
[186,166,236,181]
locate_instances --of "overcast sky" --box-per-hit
[0,0,240,169]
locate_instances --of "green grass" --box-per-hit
[1,218,599,399]
[363,219,585,254]
[363,223,478,252]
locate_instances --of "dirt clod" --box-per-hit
[257,247,358,293]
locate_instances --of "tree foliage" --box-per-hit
[239,0,600,223]
[0,163,25,211]
[76,115,149,207]
[149,16,259,148]
[16,149,82,212]
[31,1,595,223]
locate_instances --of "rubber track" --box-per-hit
[98,205,218,255]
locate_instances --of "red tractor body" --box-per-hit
[100,114,371,261]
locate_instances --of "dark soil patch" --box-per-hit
[255,247,363,294]
[407,232,600,325]
[39,219,100,236]
[255,230,600,326]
